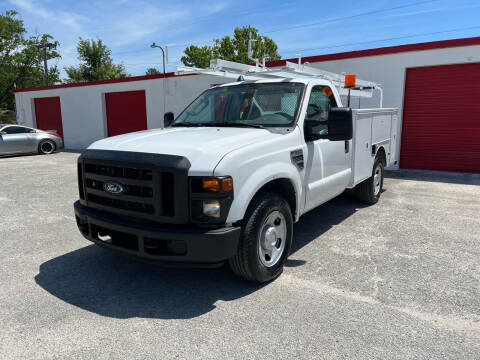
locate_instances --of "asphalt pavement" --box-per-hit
[1,152,479,359]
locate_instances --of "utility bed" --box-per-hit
[349,108,398,187]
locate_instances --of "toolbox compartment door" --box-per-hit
[351,109,399,186]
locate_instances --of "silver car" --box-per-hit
[0,124,63,156]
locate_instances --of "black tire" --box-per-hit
[229,192,293,283]
[355,156,384,204]
[38,140,56,155]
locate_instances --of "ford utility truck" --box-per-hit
[74,59,398,282]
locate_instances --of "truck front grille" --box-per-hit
[87,193,155,214]
[84,163,153,181]
[78,150,190,224]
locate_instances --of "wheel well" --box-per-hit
[376,146,387,166]
[253,178,297,218]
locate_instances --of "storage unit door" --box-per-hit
[105,90,147,137]
[34,96,64,138]
[400,63,480,173]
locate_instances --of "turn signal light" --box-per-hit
[199,177,233,193]
[202,178,220,192]
[222,178,233,192]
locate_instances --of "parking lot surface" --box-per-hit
[1,152,479,359]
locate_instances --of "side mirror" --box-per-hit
[0,131,6,136]
[326,108,353,141]
[304,108,353,142]
[164,112,174,127]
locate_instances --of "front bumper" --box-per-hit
[74,201,241,266]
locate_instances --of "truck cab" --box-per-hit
[75,62,397,283]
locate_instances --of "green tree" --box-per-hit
[0,10,60,110]
[145,67,161,75]
[181,25,281,68]
[64,38,129,83]
[181,45,216,68]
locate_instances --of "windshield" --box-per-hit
[173,82,304,128]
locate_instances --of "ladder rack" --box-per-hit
[177,59,384,107]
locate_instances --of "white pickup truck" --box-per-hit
[74,60,398,282]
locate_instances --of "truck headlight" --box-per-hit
[203,200,220,218]
[190,176,234,223]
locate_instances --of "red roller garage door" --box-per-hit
[34,97,63,138]
[105,90,147,137]
[401,63,480,173]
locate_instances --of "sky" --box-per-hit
[2,0,480,78]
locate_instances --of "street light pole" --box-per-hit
[150,43,167,127]
[150,42,166,75]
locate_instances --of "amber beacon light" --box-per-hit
[344,74,356,88]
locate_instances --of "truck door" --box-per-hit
[303,85,351,213]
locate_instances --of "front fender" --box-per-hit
[225,162,303,223]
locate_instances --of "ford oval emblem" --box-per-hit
[103,181,125,195]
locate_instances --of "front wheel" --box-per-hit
[38,140,56,155]
[229,192,293,283]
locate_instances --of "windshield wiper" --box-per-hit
[171,122,204,127]
[218,122,267,130]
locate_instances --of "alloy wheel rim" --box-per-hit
[258,211,287,267]
[41,142,54,154]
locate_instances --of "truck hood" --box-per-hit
[88,127,275,175]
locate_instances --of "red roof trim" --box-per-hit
[12,72,196,93]
[265,36,480,67]
[13,36,480,93]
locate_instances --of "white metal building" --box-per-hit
[13,36,480,173]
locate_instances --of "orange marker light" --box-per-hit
[202,178,220,192]
[222,178,233,192]
[344,74,356,88]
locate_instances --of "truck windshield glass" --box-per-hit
[173,83,304,128]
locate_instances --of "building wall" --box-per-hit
[14,74,229,149]
[305,45,480,164]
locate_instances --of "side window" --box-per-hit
[306,86,337,137]
[3,126,29,134]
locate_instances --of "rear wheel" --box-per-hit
[38,140,56,155]
[355,156,384,204]
[229,192,293,283]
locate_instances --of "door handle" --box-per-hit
[345,140,349,153]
